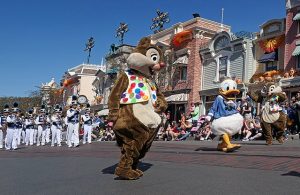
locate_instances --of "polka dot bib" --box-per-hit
[120,70,157,104]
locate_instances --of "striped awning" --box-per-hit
[173,55,189,65]
[98,109,109,116]
[292,46,300,56]
[293,13,300,21]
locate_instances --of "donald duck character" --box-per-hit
[206,78,244,152]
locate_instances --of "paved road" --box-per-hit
[0,140,300,195]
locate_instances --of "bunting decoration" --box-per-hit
[259,35,285,53]
[171,30,193,48]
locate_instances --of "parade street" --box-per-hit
[0,140,299,195]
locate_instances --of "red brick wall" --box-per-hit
[285,7,300,70]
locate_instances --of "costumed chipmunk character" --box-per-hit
[206,78,244,152]
[108,37,167,180]
[247,82,286,145]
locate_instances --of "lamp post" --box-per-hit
[84,37,95,64]
[115,22,129,45]
[150,9,170,33]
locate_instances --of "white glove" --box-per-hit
[205,115,212,122]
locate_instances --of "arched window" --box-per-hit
[214,36,230,51]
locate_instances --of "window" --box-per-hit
[265,61,277,71]
[214,36,230,51]
[180,66,187,81]
[219,56,228,80]
[297,56,300,69]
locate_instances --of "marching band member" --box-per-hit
[0,105,10,149]
[51,105,63,147]
[64,114,68,143]
[81,104,93,144]
[16,110,23,146]
[21,116,26,145]
[45,112,51,144]
[25,109,35,146]
[66,96,80,148]
[35,105,47,146]
[5,103,18,150]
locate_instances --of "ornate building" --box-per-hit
[61,64,101,106]
[282,0,300,98]
[101,44,135,110]
[150,16,230,120]
[200,31,255,114]
[40,78,59,109]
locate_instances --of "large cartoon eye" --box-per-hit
[269,85,275,92]
[221,82,230,91]
[146,48,160,63]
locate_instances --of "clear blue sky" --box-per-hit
[0,0,285,97]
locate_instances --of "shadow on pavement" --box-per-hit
[194,147,240,153]
[101,162,153,175]
[194,147,218,152]
[281,171,300,177]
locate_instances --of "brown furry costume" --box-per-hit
[247,82,287,145]
[108,37,167,180]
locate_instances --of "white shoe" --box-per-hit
[0,145,3,149]
[68,145,72,148]
[41,143,45,146]
[242,138,249,141]
[58,144,62,147]
[82,142,86,145]
[200,137,204,141]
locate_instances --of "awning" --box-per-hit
[293,13,300,21]
[98,109,109,116]
[292,46,300,56]
[173,55,189,65]
[165,93,188,102]
[258,52,277,63]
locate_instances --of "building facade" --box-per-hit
[200,31,255,114]
[281,0,300,98]
[61,64,102,106]
[40,78,60,110]
[101,44,135,110]
[150,16,230,121]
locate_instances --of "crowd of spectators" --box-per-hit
[78,115,116,142]
[157,103,213,141]
[94,93,300,143]
[156,95,281,142]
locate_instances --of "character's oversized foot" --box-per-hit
[277,137,284,144]
[231,143,241,148]
[134,169,144,177]
[217,142,227,151]
[222,144,240,153]
[266,140,272,145]
[115,167,140,180]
